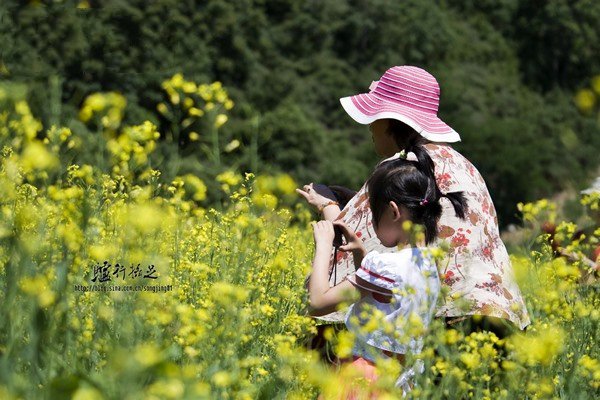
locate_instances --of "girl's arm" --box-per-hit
[308,220,359,316]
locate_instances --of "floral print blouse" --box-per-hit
[319,144,531,329]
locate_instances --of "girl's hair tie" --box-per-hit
[419,198,429,206]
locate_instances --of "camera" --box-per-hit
[333,225,344,247]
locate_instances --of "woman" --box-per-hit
[298,65,530,338]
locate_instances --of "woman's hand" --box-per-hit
[296,183,332,211]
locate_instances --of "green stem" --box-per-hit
[49,75,62,127]
[212,116,220,168]
[251,115,259,173]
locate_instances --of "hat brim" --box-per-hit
[340,93,461,143]
[347,274,394,296]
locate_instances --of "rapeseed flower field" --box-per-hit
[0,76,598,399]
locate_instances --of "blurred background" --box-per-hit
[1,0,600,227]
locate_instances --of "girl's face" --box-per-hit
[369,120,399,158]
[373,201,407,248]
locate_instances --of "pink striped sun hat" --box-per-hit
[340,66,461,142]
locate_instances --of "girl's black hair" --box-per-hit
[367,123,468,245]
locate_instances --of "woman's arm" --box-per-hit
[308,221,359,316]
[296,183,341,221]
[321,203,342,221]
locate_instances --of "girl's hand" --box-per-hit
[312,220,335,247]
[333,221,365,253]
[334,221,366,269]
[296,183,332,211]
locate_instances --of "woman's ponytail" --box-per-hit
[443,191,467,220]
[404,134,436,181]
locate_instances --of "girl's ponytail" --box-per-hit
[403,134,468,222]
[418,190,467,244]
[420,198,443,245]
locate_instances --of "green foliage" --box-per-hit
[1,0,599,225]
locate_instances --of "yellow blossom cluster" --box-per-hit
[158,73,234,131]
[1,88,599,399]
[517,198,557,224]
[79,92,127,131]
[575,75,600,113]
[251,172,298,211]
[106,120,160,179]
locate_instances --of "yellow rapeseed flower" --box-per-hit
[188,107,204,117]
[147,378,185,399]
[182,81,197,94]
[460,352,480,370]
[20,142,59,172]
[156,103,168,115]
[19,275,55,308]
[212,371,232,388]
[275,174,297,195]
[72,386,103,400]
[575,89,596,113]
[224,139,240,152]
[170,73,184,89]
[335,330,355,359]
[217,170,241,193]
[591,75,600,95]
[510,325,565,366]
[182,174,207,201]
[124,203,164,234]
[134,344,163,368]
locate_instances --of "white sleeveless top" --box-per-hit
[344,248,440,361]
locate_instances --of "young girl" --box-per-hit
[308,148,467,395]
